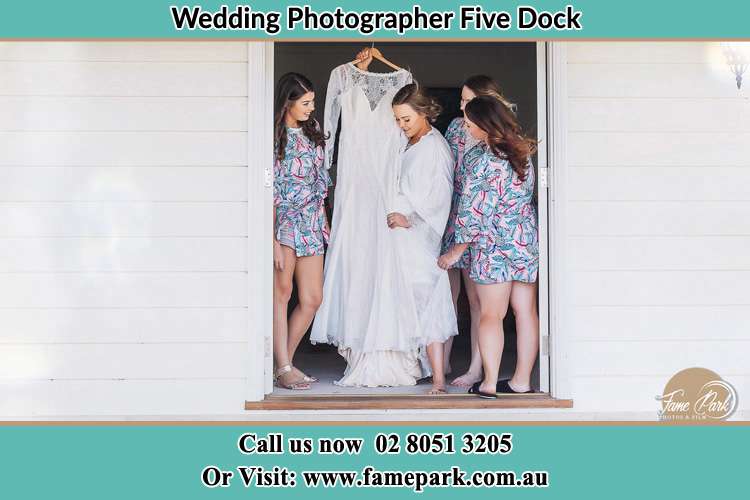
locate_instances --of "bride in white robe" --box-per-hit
[386,83,458,394]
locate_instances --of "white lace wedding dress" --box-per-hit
[311,63,451,387]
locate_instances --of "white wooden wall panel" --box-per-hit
[570,305,749,341]
[0,42,250,417]
[0,167,247,201]
[570,375,749,412]
[567,42,717,63]
[0,308,248,343]
[0,273,247,308]
[0,379,247,417]
[570,98,750,132]
[0,132,247,166]
[568,167,750,201]
[568,132,749,167]
[0,238,247,272]
[569,236,750,271]
[0,97,247,131]
[0,203,247,237]
[569,271,750,306]
[0,62,246,96]
[564,42,750,413]
[570,340,748,377]
[568,64,740,98]
[0,344,247,380]
[0,42,248,61]
[568,201,750,236]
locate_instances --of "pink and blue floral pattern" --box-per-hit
[274,126,331,257]
[453,143,539,284]
[441,117,477,269]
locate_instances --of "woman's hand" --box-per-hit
[355,47,373,70]
[437,253,456,270]
[387,212,410,229]
[437,246,465,270]
[273,239,285,271]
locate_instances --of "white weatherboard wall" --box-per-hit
[563,42,750,412]
[0,43,250,416]
[2,41,749,420]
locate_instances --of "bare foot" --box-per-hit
[478,382,496,395]
[451,370,482,388]
[428,383,447,395]
[509,379,531,393]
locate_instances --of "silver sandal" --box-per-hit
[274,365,311,390]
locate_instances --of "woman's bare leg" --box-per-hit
[287,254,324,380]
[475,282,512,395]
[442,268,462,375]
[273,246,308,388]
[426,341,446,394]
[508,281,539,392]
[451,269,484,387]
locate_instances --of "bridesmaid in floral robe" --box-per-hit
[438,95,539,399]
[272,72,331,390]
[441,76,518,389]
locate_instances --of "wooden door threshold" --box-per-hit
[246,394,573,410]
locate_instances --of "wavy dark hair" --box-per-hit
[462,74,515,111]
[391,83,442,123]
[274,72,327,161]
[464,96,537,181]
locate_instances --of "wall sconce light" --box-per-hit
[721,42,749,89]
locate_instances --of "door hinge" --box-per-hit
[541,335,550,356]
[264,166,272,188]
[539,167,549,189]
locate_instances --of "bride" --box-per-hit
[386,83,458,394]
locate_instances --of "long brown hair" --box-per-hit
[464,96,537,181]
[274,72,327,161]
[462,74,515,111]
[391,83,442,123]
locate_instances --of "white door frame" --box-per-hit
[535,42,551,393]
[545,42,572,400]
[246,42,275,401]
[245,41,570,403]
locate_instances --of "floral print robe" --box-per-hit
[273,126,331,257]
[453,143,539,284]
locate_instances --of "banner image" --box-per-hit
[0,1,747,498]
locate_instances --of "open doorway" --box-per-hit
[271,42,548,397]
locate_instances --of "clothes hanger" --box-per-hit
[350,42,403,71]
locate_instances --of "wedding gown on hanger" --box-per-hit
[311,62,438,387]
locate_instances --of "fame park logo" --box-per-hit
[655,367,738,421]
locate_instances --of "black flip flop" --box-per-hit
[496,379,532,394]
[469,382,498,399]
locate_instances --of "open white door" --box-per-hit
[536,42,550,393]
[246,42,275,401]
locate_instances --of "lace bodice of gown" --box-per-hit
[323,63,412,170]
